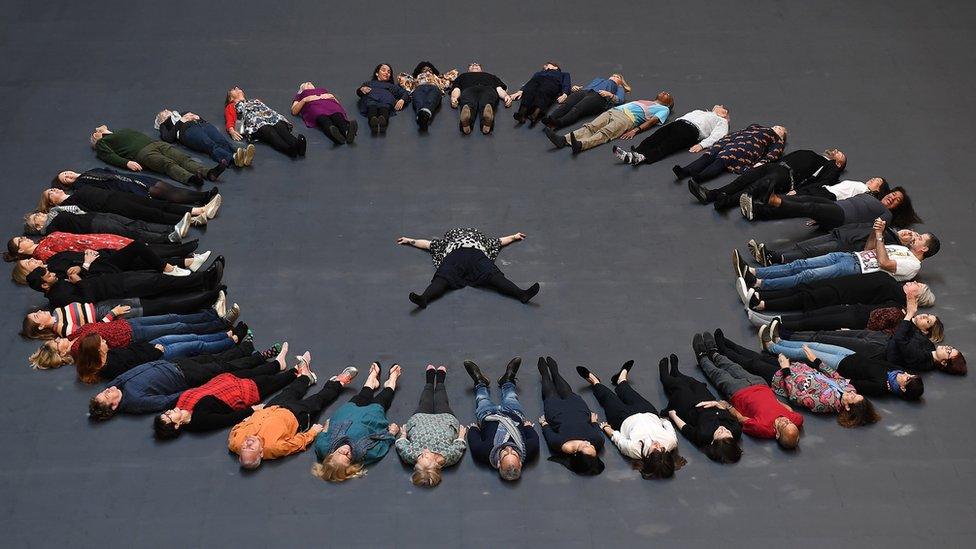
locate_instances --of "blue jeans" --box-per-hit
[127,310,225,342]
[411,85,442,115]
[474,382,526,422]
[769,339,855,369]
[180,121,236,164]
[151,331,234,360]
[756,252,860,290]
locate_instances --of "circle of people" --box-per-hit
[6,60,966,487]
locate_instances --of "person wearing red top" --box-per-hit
[694,330,803,449]
[5,232,196,263]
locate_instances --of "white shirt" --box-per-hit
[610,413,678,459]
[678,110,729,148]
[855,245,921,280]
[826,180,870,200]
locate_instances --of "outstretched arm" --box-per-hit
[499,233,526,247]
[396,237,430,250]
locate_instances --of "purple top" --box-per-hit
[294,88,348,128]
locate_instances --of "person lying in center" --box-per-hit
[397,228,539,309]
[536,357,604,476]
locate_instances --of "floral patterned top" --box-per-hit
[394,413,467,466]
[33,232,132,261]
[771,359,856,413]
[428,227,501,268]
[224,99,290,137]
[706,123,785,174]
[397,69,459,93]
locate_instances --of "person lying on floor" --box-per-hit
[536,356,605,477]
[614,104,729,166]
[545,93,672,154]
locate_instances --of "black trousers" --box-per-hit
[794,185,837,200]
[459,86,500,122]
[592,381,657,430]
[350,385,396,411]
[417,382,453,415]
[366,105,391,120]
[116,270,215,299]
[712,164,791,209]
[547,90,610,128]
[254,121,301,157]
[419,271,529,304]
[90,213,174,244]
[146,240,199,259]
[97,241,167,272]
[174,342,256,370]
[517,77,561,113]
[104,193,191,225]
[771,233,846,263]
[632,120,700,164]
[177,350,268,387]
[540,361,575,400]
[230,362,298,398]
[315,114,351,144]
[147,181,212,205]
[755,195,846,228]
[140,288,221,316]
[681,154,729,183]
[775,304,879,331]
[268,377,343,431]
[718,336,778,385]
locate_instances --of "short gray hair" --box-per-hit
[917,284,935,307]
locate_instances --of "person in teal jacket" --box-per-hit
[311,362,401,482]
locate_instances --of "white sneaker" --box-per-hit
[190,214,208,226]
[739,193,754,220]
[204,194,222,220]
[212,290,227,317]
[176,212,191,238]
[164,266,192,277]
[735,277,754,307]
[189,250,211,272]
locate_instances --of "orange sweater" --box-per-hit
[227,406,317,460]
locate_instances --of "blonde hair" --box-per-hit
[917,285,935,307]
[12,261,30,285]
[37,190,57,213]
[29,343,72,370]
[612,73,632,93]
[411,462,443,488]
[311,454,365,482]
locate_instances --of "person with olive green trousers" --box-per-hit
[91,125,225,186]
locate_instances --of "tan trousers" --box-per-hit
[567,109,633,151]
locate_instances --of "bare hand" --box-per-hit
[598,90,613,98]
[590,412,599,423]
[571,85,582,92]
[388,423,400,436]
[620,129,638,140]
[110,305,131,316]
[537,415,547,426]
[67,266,81,276]
[903,283,920,299]
[753,162,764,168]
[398,424,408,438]
[457,425,468,439]
[83,250,99,264]
[396,237,414,246]
[310,423,324,434]
[126,161,142,171]
[556,93,567,104]
[688,144,704,153]
[523,420,534,427]
[510,232,526,241]
[229,129,243,141]
[251,404,265,411]
[873,217,886,233]
[394,99,405,111]
[778,353,791,368]
[360,86,372,94]
[503,96,513,108]
[450,98,458,109]
[322,93,335,101]
[668,410,679,420]
[786,190,797,195]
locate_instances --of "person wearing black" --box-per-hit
[54,168,218,206]
[743,187,922,229]
[449,63,512,135]
[39,187,218,227]
[691,148,847,209]
[660,340,743,464]
[745,303,899,332]
[745,273,933,313]
[507,63,571,127]
[25,210,187,244]
[31,241,202,281]
[26,256,224,308]
[543,74,630,129]
[155,109,251,168]
[748,223,916,266]
[397,228,540,309]
[535,357,604,476]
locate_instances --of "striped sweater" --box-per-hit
[53,302,116,338]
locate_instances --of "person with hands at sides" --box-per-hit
[450,62,512,135]
[230,353,358,469]
[542,73,630,129]
[658,351,743,464]
[36,186,219,228]
[577,359,686,479]
[395,365,468,488]
[693,331,803,450]
[356,64,410,136]
[225,86,306,158]
[545,92,673,155]
[90,125,224,186]
[615,105,730,167]
[312,362,401,482]
[536,357,605,476]
[53,167,218,207]
[673,124,787,184]
[397,228,539,309]
[155,109,253,168]
[292,81,357,146]
[508,62,572,127]
[463,357,539,481]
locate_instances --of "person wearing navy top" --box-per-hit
[543,73,630,129]
[356,63,410,135]
[508,62,572,127]
[536,357,605,476]
[53,167,216,206]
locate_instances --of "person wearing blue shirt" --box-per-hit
[543,73,631,129]
[545,92,673,154]
[508,62,572,127]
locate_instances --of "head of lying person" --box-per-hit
[22,309,57,339]
[914,313,943,342]
[774,417,800,450]
[903,281,935,308]
[934,346,967,375]
[496,446,522,481]
[772,125,788,141]
[633,442,685,480]
[891,372,925,400]
[712,104,730,120]
[12,257,43,285]
[28,337,72,370]
[239,435,264,469]
[153,408,192,440]
[864,177,890,197]
[836,393,880,428]
[5,235,37,261]
[88,385,123,421]
[38,188,69,212]
[74,334,109,384]
[467,62,483,73]
[311,444,365,482]
[372,63,393,82]
[23,212,49,235]
[53,170,81,186]
[89,125,109,146]
[411,450,445,488]
[704,426,742,463]
[655,91,673,107]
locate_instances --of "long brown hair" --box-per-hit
[837,398,880,428]
[22,314,55,340]
[74,333,106,384]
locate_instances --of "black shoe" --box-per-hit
[327,125,346,145]
[702,331,718,356]
[713,192,731,211]
[672,165,687,179]
[187,174,204,187]
[206,255,225,288]
[498,356,521,386]
[574,365,592,381]
[206,162,226,182]
[232,321,249,342]
[538,357,549,376]
[346,120,358,144]
[669,354,679,372]
[206,187,219,201]
[713,329,728,354]
[544,127,566,149]
[609,360,635,386]
[528,108,543,128]
[463,360,489,387]
[296,135,307,156]
[732,249,748,279]
[743,267,758,289]
[409,292,427,309]
[569,133,582,155]
[513,108,527,124]
[417,110,431,132]
[378,116,389,134]
[688,180,710,204]
[368,116,380,135]
[692,333,707,359]
[520,283,540,304]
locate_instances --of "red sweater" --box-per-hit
[177,373,260,411]
[224,103,238,131]
[34,232,132,261]
[731,384,804,439]
[68,320,133,355]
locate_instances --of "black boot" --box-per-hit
[463,360,489,387]
[702,331,719,358]
[692,333,707,359]
[497,356,521,386]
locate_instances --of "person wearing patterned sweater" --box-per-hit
[6,233,196,265]
[674,123,787,184]
[397,62,459,131]
[225,87,306,158]
[395,365,467,487]
[396,227,540,309]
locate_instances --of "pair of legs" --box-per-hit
[101,192,194,225]
[269,376,343,432]
[417,366,453,415]
[314,114,356,145]
[475,382,526,422]
[153,330,236,360]
[629,120,700,165]
[708,164,790,209]
[253,121,305,157]
[117,268,221,300]
[135,288,222,316]
[179,121,236,165]
[753,252,860,290]
[227,360,297,398]
[539,357,577,401]
[768,339,855,370]
[544,90,609,129]
[785,330,888,357]
[89,213,178,244]
[146,180,215,206]
[754,195,846,228]
[177,345,270,387]
[127,309,227,342]
[676,153,730,183]
[365,104,392,134]
[411,272,538,308]
[134,142,208,185]
[514,78,560,123]
[350,362,399,410]
[714,334,779,385]
[458,86,500,134]
[565,109,632,151]
[746,303,879,331]
[412,85,442,130]
[769,233,848,264]
[697,352,766,400]
[752,285,837,312]
[592,381,657,430]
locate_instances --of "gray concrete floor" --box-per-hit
[1,1,974,547]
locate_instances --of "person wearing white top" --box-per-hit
[790,177,889,201]
[576,362,687,479]
[614,105,730,166]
